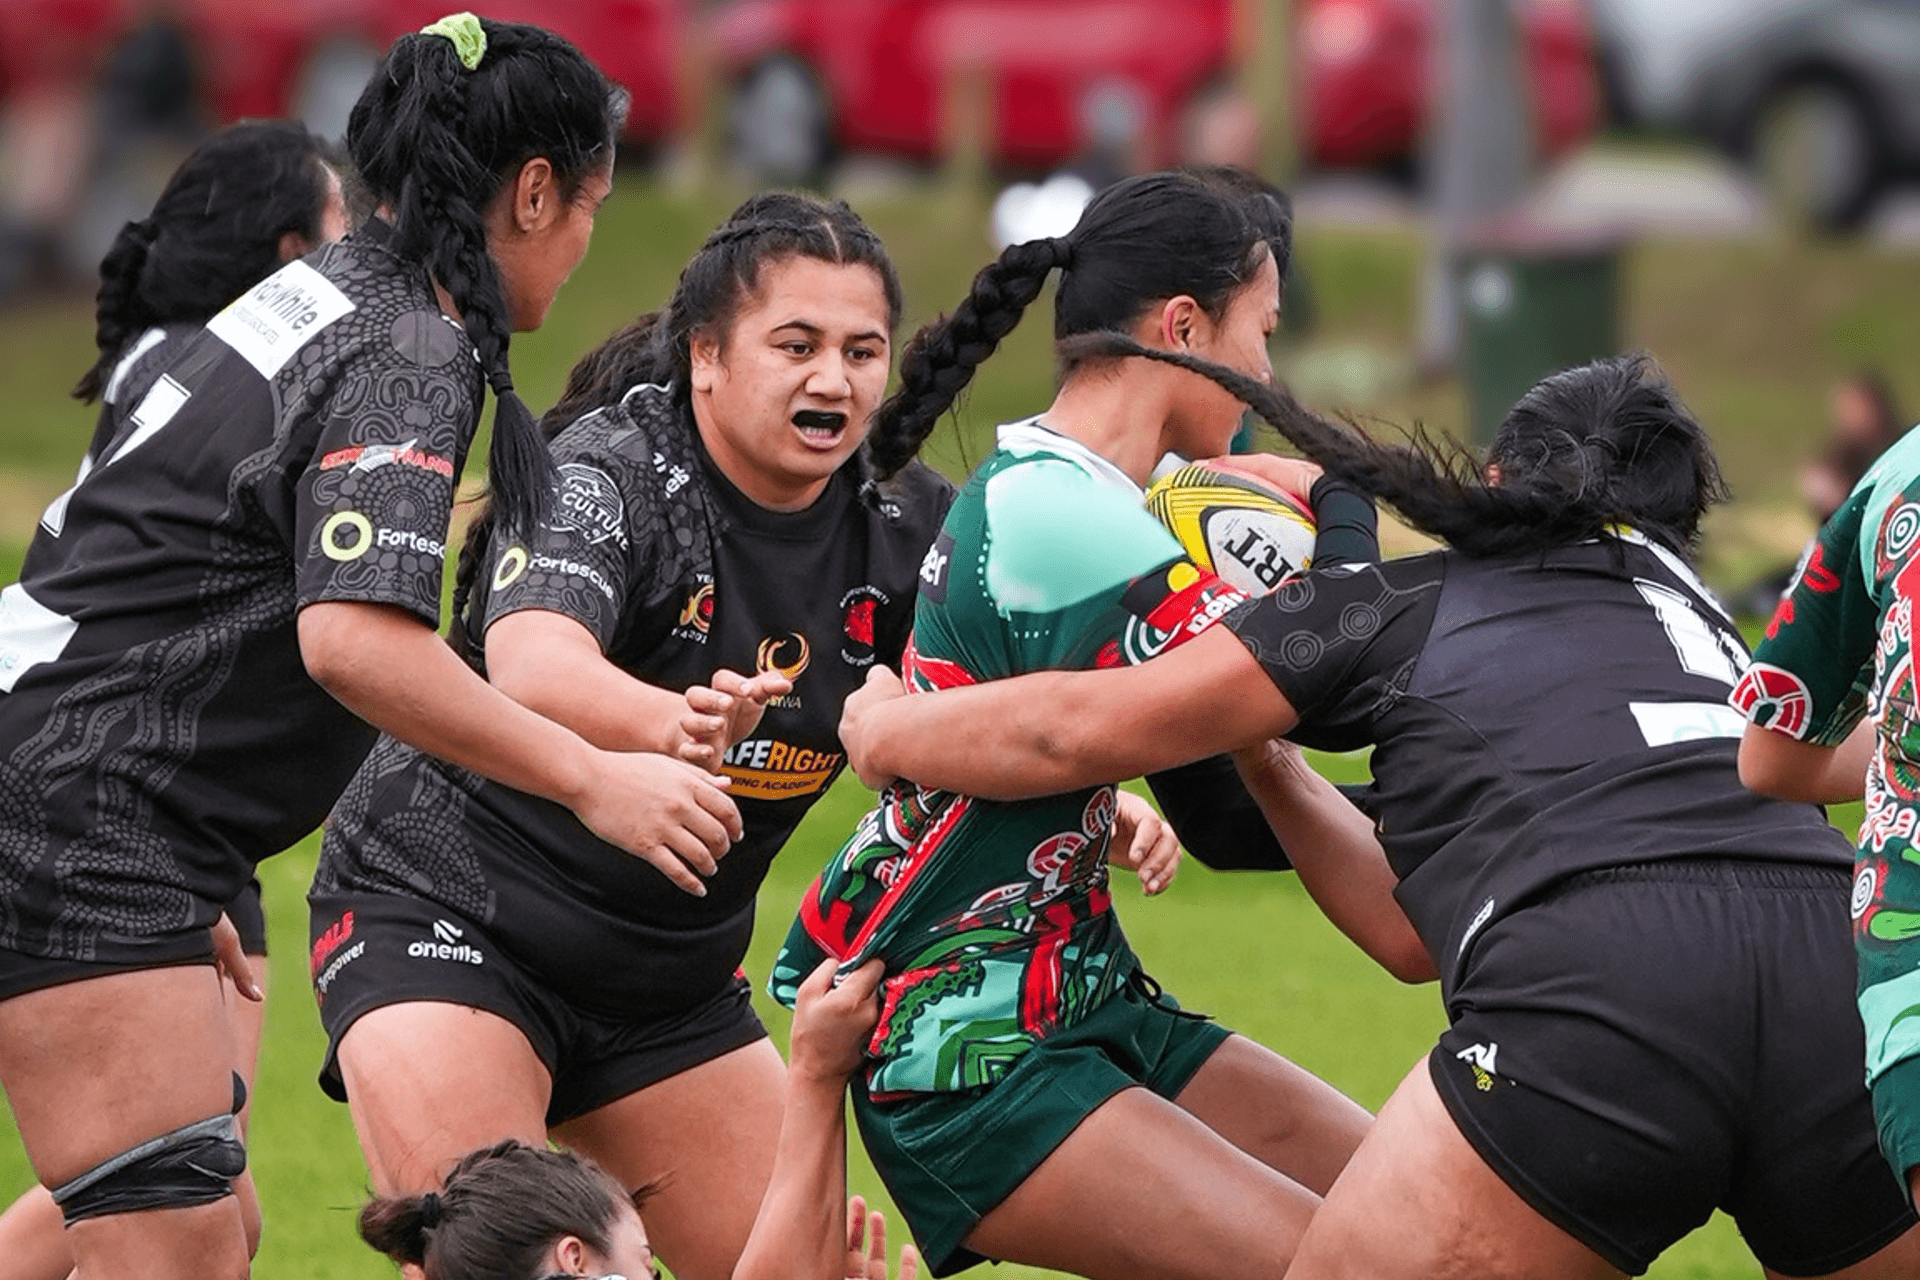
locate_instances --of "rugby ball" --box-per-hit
[1144,460,1315,595]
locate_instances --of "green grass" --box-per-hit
[0,172,1904,1276]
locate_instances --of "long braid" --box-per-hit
[77,220,157,402]
[1063,334,1720,558]
[866,237,1069,477]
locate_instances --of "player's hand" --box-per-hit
[1213,452,1322,506]
[846,1196,920,1280]
[1110,790,1180,895]
[678,668,793,773]
[211,913,263,1002]
[574,751,742,897]
[790,958,885,1085]
[841,666,907,790]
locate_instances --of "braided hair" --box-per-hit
[75,120,332,403]
[345,18,625,539]
[448,191,902,632]
[358,1140,635,1280]
[867,167,1290,477]
[1059,336,1726,559]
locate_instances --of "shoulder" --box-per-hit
[858,456,956,536]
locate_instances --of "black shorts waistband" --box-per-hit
[1558,859,1848,894]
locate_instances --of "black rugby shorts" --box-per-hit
[310,891,766,1125]
[1429,859,1916,1276]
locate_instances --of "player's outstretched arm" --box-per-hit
[1737,718,1875,805]
[1231,740,1434,982]
[299,601,740,896]
[485,608,702,755]
[840,627,1297,799]
[734,959,886,1280]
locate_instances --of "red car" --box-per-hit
[710,0,1598,179]
[0,0,684,147]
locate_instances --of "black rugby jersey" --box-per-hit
[314,383,954,1019]
[0,220,481,962]
[1226,532,1852,1000]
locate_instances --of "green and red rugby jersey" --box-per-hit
[1736,427,1920,1183]
[772,421,1247,1098]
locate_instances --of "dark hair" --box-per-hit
[357,1141,632,1280]
[1067,340,1727,558]
[346,18,626,537]
[75,120,332,403]
[1841,369,1903,443]
[448,191,901,631]
[867,167,1286,477]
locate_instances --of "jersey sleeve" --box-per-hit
[1225,557,1438,747]
[294,310,479,627]
[482,439,657,653]
[1736,491,1880,746]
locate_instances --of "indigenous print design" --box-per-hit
[774,422,1247,1097]
[1741,429,1920,1178]
[0,222,480,963]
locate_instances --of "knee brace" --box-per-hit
[50,1073,249,1224]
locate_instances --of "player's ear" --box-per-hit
[1160,295,1202,351]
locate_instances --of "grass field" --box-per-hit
[0,169,1906,1277]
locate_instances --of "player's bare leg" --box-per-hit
[962,1085,1317,1280]
[555,1038,786,1280]
[335,1002,550,1194]
[1284,1061,1624,1280]
[0,954,268,1278]
[0,965,249,1280]
[1173,1033,1370,1194]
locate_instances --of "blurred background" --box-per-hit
[0,3,1910,1277]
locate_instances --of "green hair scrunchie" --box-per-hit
[420,12,486,71]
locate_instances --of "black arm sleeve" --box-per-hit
[1308,475,1379,569]
[1145,755,1293,872]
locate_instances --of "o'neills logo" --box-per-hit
[310,910,355,978]
[408,918,483,965]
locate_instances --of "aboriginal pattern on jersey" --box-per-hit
[1744,429,1920,1171]
[314,382,953,1019]
[0,222,481,961]
[774,423,1248,1098]
[1224,535,1846,1004]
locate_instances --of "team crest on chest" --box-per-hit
[840,585,890,666]
[757,632,810,708]
[674,577,714,643]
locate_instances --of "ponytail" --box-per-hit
[1061,336,1724,559]
[75,120,331,402]
[347,19,624,539]
[867,236,1068,476]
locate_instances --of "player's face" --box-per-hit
[689,255,893,512]
[1172,250,1280,459]
[583,1203,658,1279]
[491,159,614,332]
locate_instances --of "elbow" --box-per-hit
[1381,943,1439,985]
[297,604,357,696]
[1736,738,1796,801]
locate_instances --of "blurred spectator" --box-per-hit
[1803,371,1906,525]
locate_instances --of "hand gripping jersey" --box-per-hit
[313,383,953,1019]
[774,422,1250,1098]
[1738,427,1920,1179]
[1223,531,1851,1002]
[0,221,480,963]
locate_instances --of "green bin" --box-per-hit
[1455,237,1622,444]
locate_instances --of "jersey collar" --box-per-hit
[995,417,1142,500]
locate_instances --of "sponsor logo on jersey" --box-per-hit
[721,738,844,800]
[310,910,355,977]
[1458,895,1496,958]
[650,449,692,498]
[1455,1042,1500,1092]
[408,918,483,965]
[0,583,78,694]
[313,940,365,1001]
[918,531,953,606]
[757,633,811,708]
[553,463,627,548]
[208,259,356,379]
[1118,562,1249,664]
[493,544,529,590]
[528,552,617,603]
[1728,663,1813,740]
[840,585,889,666]
[319,512,445,562]
[674,579,714,642]
[378,527,445,558]
[318,439,455,479]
